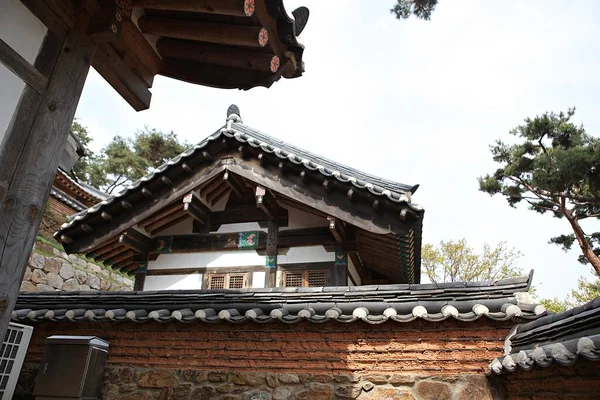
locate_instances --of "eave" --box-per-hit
[23,0,309,111]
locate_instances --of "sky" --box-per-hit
[73,1,600,300]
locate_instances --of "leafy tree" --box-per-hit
[391,0,438,20]
[70,120,95,180]
[71,124,189,195]
[422,239,523,283]
[540,275,600,313]
[478,109,600,275]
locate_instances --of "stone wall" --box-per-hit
[20,241,133,292]
[16,365,502,400]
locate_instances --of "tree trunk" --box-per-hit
[564,210,600,276]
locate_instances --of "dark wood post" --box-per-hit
[265,218,278,288]
[0,22,96,344]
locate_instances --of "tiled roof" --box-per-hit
[13,273,543,325]
[488,296,600,375]
[49,187,87,212]
[56,106,421,235]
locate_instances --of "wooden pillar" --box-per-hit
[265,219,278,288]
[334,251,349,286]
[134,267,147,291]
[0,23,95,344]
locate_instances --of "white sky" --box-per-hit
[73,1,600,299]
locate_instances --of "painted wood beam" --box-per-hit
[150,227,355,254]
[133,0,255,17]
[0,20,95,344]
[119,228,152,254]
[156,39,280,73]
[138,16,269,48]
[182,192,210,224]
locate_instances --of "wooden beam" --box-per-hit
[156,39,280,73]
[138,16,269,48]
[145,210,187,234]
[95,245,128,262]
[0,38,48,94]
[222,171,246,198]
[151,227,354,254]
[182,192,210,224]
[152,231,267,254]
[92,41,152,111]
[255,185,283,219]
[161,57,273,90]
[265,218,278,288]
[327,216,346,244]
[0,21,95,344]
[134,0,254,17]
[139,201,182,228]
[150,213,188,235]
[119,228,152,254]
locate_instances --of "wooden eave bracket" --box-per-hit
[255,185,284,219]
[119,227,152,254]
[183,192,211,225]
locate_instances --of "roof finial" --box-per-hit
[227,104,241,122]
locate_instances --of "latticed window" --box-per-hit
[228,274,245,289]
[208,274,247,289]
[307,271,326,287]
[208,275,225,289]
[283,270,327,287]
[284,272,303,287]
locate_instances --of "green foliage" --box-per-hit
[422,239,524,283]
[391,0,438,20]
[72,124,189,194]
[540,275,600,313]
[70,120,95,180]
[478,109,600,271]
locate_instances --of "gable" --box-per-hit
[55,108,424,283]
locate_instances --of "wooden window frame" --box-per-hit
[207,273,249,289]
[282,269,329,288]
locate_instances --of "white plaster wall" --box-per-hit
[0,0,47,142]
[145,273,203,290]
[280,205,327,231]
[252,271,265,288]
[215,222,265,234]
[278,246,333,264]
[147,250,265,270]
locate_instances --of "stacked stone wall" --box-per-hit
[20,241,133,292]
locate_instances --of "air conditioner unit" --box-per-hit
[0,323,34,400]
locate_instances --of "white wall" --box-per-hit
[145,273,203,290]
[0,0,47,142]
[145,202,338,289]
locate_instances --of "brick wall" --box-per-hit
[17,319,513,399]
[47,196,77,217]
[491,359,600,400]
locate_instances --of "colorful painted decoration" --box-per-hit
[238,231,259,249]
[258,28,269,47]
[137,263,148,273]
[156,237,173,254]
[266,256,277,269]
[335,251,348,266]
[244,0,256,17]
[270,56,280,73]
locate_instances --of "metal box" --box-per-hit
[33,336,109,400]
